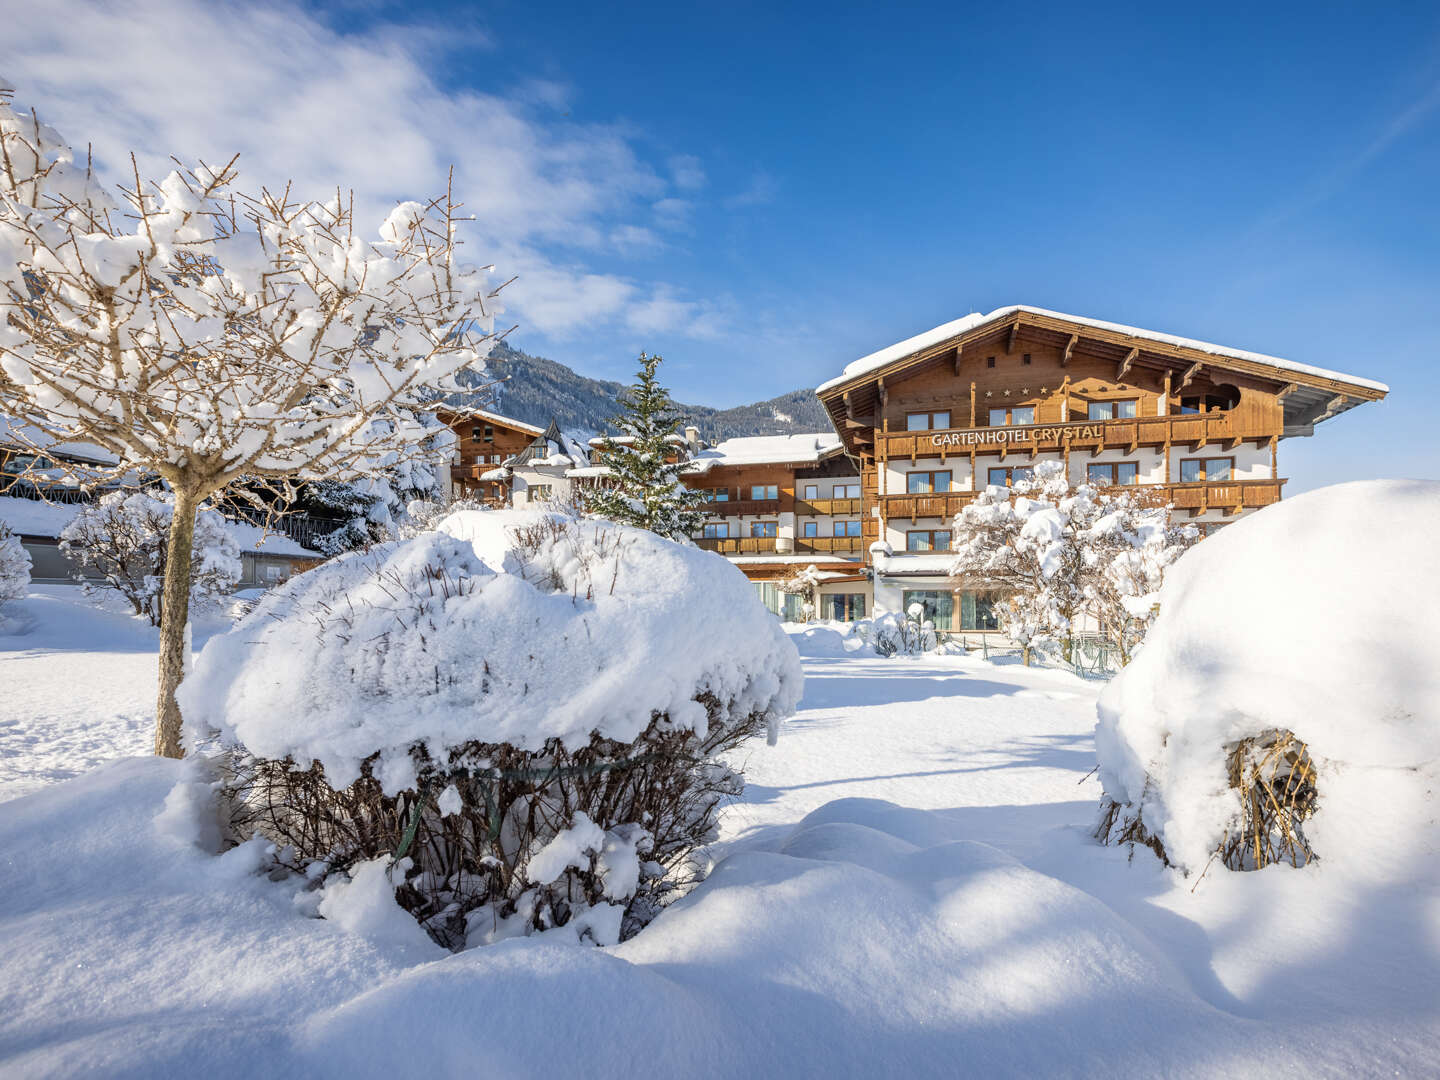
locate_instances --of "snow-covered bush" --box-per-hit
[1095,481,1440,875]
[60,491,241,625]
[951,460,1194,665]
[0,522,31,608]
[777,564,825,624]
[183,509,801,947]
[396,496,489,539]
[854,608,927,657]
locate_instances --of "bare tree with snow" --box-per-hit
[0,79,507,756]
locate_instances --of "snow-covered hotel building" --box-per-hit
[812,305,1388,633]
[683,434,870,621]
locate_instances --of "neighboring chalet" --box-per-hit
[438,406,545,506]
[815,305,1388,633]
[683,434,869,621]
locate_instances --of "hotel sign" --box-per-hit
[931,424,1105,448]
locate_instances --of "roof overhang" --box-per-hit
[817,307,1388,456]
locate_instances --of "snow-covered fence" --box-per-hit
[183,510,802,947]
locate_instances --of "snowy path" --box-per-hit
[722,644,1103,860]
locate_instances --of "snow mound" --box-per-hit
[1096,480,1440,872]
[181,509,802,790]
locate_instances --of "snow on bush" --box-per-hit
[951,460,1196,665]
[183,509,801,947]
[0,521,31,610]
[60,491,242,625]
[1095,480,1440,875]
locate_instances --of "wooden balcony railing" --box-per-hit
[794,536,864,554]
[881,412,1272,463]
[451,464,507,481]
[880,478,1284,521]
[697,498,782,517]
[793,497,863,516]
[694,536,778,555]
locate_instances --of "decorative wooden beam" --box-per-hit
[1007,319,1020,354]
[844,391,854,420]
[1116,347,1138,382]
[877,377,888,406]
[1276,381,1299,401]
[952,344,963,376]
[1061,334,1077,368]
[1178,361,1202,390]
[1317,393,1349,422]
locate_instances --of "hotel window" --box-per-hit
[1178,392,1236,414]
[471,426,482,440]
[988,405,1035,426]
[907,470,952,494]
[750,520,778,538]
[1087,461,1140,486]
[960,591,1000,631]
[483,425,494,442]
[802,484,819,500]
[906,529,952,552]
[987,465,1034,488]
[802,521,818,537]
[835,483,861,499]
[902,590,954,631]
[833,520,862,537]
[1087,399,1137,421]
[527,484,552,502]
[750,484,778,501]
[700,488,729,502]
[702,522,729,538]
[827,593,867,621]
[1180,457,1233,483]
[905,411,951,431]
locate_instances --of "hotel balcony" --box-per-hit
[880,478,1285,522]
[880,412,1272,464]
[792,497,863,516]
[694,536,865,557]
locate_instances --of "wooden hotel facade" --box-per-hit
[812,305,1388,632]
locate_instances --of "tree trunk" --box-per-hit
[154,486,198,758]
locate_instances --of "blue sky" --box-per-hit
[7,1,1438,490]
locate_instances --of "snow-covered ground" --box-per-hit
[0,593,1435,1077]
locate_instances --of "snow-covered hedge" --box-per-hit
[1095,481,1440,874]
[0,522,31,609]
[183,510,802,945]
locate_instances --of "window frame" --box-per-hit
[1086,398,1138,421]
[905,410,952,432]
[702,522,729,539]
[802,521,818,538]
[906,469,953,494]
[801,483,819,500]
[750,483,779,501]
[749,520,779,538]
[835,482,861,499]
[1086,461,1141,486]
[1179,456,1235,483]
[905,529,952,553]
[987,405,1036,427]
[986,465,1035,488]
[833,520,862,538]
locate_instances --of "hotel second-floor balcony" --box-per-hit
[881,478,1285,522]
[880,411,1271,464]
[694,536,866,556]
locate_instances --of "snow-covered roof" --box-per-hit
[725,554,864,566]
[435,405,545,437]
[479,467,510,482]
[818,305,1390,395]
[872,553,954,576]
[565,465,612,479]
[0,416,120,466]
[686,433,845,474]
[0,495,317,556]
[509,420,589,470]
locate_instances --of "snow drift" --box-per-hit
[1095,480,1440,873]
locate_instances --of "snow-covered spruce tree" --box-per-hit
[0,81,504,756]
[587,353,706,541]
[59,491,241,625]
[0,522,31,609]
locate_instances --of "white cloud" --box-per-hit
[724,170,779,209]
[0,0,723,343]
[669,154,707,191]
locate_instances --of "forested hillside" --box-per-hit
[448,341,831,440]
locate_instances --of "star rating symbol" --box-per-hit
[1003,389,1011,397]
[985,390,993,398]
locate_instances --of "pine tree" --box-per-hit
[588,353,706,541]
